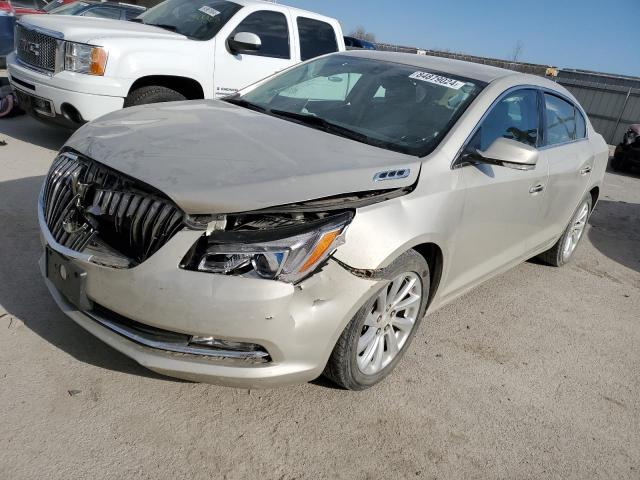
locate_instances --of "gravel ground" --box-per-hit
[1,115,639,480]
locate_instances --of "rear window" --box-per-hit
[297,17,338,61]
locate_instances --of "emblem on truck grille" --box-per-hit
[20,39,41,57]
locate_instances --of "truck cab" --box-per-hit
[7,0,345,127]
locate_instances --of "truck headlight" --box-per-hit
[64,42,108,76]
[182,212,353,284]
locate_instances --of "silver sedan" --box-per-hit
[38,51,608,389]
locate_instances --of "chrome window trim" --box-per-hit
[539,88,590,150]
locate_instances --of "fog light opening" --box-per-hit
[190,336,270,358]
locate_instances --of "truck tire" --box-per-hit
[323,250,430,390]
[124,86,186,108]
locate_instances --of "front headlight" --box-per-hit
[182,212,353,284]
[64,42,108,76]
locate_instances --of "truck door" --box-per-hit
[213,9,294,99]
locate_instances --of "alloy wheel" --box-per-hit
[562,201,589,261]
[356,272,422,375]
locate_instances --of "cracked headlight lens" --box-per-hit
[186,212,352,284]
[64,42,108,76]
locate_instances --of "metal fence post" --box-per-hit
[613,88,632,143]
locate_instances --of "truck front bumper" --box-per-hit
[7,53,126,126]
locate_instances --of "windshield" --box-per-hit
[48,1,89,14]
[236,55,484,157]
[136,0,241,40]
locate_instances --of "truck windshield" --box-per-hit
[234,55,484,157]
[136,0,241,40]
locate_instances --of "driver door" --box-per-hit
[213,9,296,99]
[443,88,550,297]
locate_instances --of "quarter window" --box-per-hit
[544,93,577,145]
[297,17,338,61]
[232,11,290,59]
[470,89,540,151]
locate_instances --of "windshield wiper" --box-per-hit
[224,97,267,113]
[269,109,370,144]
[129,18,143,23]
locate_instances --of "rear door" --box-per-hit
[294,16,340,62]
[444,88,549,296]
[213,8,295,99]
[536,92,593,246]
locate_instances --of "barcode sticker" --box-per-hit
[198,6,220,17]
[409,72,466,90]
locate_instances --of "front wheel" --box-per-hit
[538,194,592,267]
[323,250,430,390]
[124,86,186,108]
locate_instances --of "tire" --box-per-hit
[324,250,430,390]
[610,155,626,172]
[537,194,593,267]
[124,86,186,108]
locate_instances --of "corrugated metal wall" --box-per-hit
[555,70,640,145]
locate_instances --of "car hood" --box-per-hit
[65,100,421,214]
[19,14,185,43]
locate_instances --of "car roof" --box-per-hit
[232,0,337,21]
[340,50,519,84]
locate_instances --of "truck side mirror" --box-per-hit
[228,32,262,54]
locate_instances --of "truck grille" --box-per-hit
[15,24,59,73]
[42,152,185,266]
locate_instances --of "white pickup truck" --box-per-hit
[7,0,344,127]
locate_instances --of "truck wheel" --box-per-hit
[124,86,186,108]
[323,250,430,390]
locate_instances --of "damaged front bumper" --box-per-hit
[39,226,380,388]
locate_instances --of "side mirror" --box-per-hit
[460,137,539,171]
[228,32,261,54]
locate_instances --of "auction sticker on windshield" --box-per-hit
[409,72,466,90]
[198,6,220,17]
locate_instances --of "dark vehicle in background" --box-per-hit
[611,124,640,172]
[344,35,376,50]
[48,0,145,20]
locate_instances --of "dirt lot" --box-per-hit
[1,115,639,480]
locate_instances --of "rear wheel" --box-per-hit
[323,250,430,390]
[124,86,186,108]
[538,194,592,267]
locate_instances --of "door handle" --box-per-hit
[579,166,593,175]
[529,184,545,194]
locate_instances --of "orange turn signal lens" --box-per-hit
[299,229,341,273]
[89,47,108,76]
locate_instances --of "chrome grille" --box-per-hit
[15,24,59,73]
[42,153,185,266]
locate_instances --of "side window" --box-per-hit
[232,11,290,59]
[470,89,540,151]
[575,108,587,139]
[544,93,577,145]
[83,7,122,19]
[297,17,338,61]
